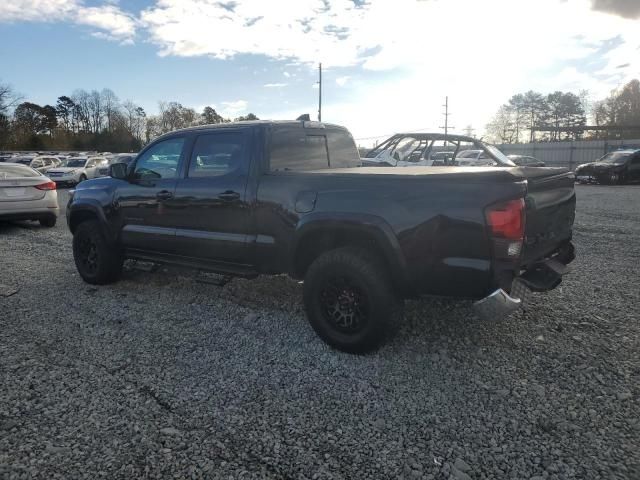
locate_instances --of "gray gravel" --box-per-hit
[1,185,639,479]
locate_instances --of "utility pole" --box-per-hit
[317,62,322,122]
[464,124,475,137]
[439,96,454,146]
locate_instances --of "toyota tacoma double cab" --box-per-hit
[67,122,576,353]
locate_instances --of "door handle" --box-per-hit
[156,190,173,200]
[218,191,240,201]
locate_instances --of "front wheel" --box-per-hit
[78,174,87,183]
[303,247,403,354]
[72,220,123,284]
[608,172,623,185]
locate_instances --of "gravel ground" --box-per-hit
[1,185,638,480]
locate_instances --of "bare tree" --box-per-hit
[485,105,517,144]
[101,88,119,132]
[0,81,21,115]
[87,90,103,134]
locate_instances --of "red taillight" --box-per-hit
[35,181,57,191]
[486,198,525,240]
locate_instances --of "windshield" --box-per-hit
[67,159,87,168]
[598,152,630,165]
[485,145,515,165]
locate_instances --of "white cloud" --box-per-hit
[264,83,288,88]
[0,0,136,42]
[2,0,640,141]
[76,5,136,42]
[221,100,248,117]
[0,0,76,21]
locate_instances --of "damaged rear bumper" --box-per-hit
[473,248,573,321]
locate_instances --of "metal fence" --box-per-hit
[497,139,640,170]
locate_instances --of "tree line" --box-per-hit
[0,82,258,152]
[486,79,640,144]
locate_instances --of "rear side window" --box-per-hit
[189,131,245,178]
[270,126,329,172]
[326,129,360,168]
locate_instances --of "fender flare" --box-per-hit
[67,200,114,241]
[293,212,408,289]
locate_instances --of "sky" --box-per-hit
[1,0,639,146]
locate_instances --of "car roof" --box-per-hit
[612,149,640,154]
[154,120,349,141]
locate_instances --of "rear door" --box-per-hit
[171,128,252,264]
[115,135,187,253]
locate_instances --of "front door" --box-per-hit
[171,129,251,265]
[115,135,187,253]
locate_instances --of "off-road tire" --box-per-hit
[73,220,123,284]
[303,247,403,354]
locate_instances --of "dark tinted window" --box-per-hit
[326,129,360,168]
[189,132,245,178]
[270,126,329,171]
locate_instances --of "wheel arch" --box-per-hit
[292,213,408,292]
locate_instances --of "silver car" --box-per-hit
[0,163,59,227]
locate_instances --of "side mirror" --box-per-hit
[109,162,128,179]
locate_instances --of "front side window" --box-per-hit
[598,152,630,165]
[189,132,245,178]
[133,137,184,180]
[270,126,329,171]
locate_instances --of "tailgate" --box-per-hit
[521,168,575,265]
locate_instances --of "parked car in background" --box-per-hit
[575,149,640,184]
[455,149,496,166]
[508,155,546,167]
[98,154,135,176]
[30,156,63,174]
[0,163,59,227]
[67,121,575,353]
[46,157,106,186]
[12,155,37,166]
[363,135,503,167]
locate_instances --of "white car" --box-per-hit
[46,156,107,186]
[29,156,63,174]
[455,149,496,167]
[0,163,59,227]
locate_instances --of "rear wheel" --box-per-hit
[39,216,56,228]
[72,220,123,284]
[303,247,403,354]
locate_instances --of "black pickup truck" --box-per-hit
[67,121,576,353]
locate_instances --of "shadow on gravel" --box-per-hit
[0,220,48,232]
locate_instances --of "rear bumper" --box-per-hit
[474,244,573,321]
[473,288,522,321]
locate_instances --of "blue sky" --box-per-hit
[1,0,639,145]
